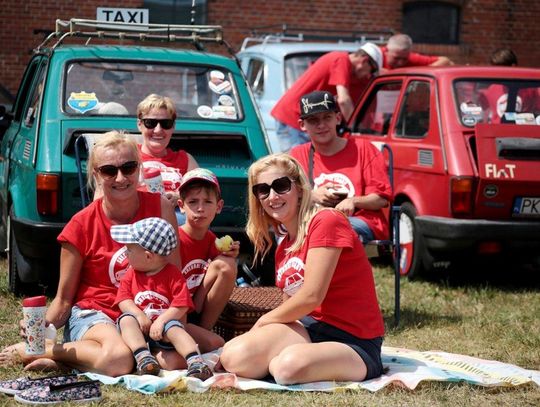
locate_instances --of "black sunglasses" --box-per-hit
[141,118,175,130]
[252,176,293,200]
[97,161,139,178]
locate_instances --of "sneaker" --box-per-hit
[186,361,213,381]
[136,354,161,376]
[0,374,78,396]
[14,380,101,404]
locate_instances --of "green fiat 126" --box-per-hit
[0,19,270,294]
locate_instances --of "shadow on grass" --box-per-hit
[423,259,540,293]
[383,307,462,332]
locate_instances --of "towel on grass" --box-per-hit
[84,346,540,394]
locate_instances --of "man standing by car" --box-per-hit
[289,91,391,243]
[381,33,454,70]
[271,43,382,152]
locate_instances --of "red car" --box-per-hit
[348,66,540,278]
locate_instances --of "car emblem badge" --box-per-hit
[484,184,498,198]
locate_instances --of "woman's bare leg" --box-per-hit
[220,321,310,379]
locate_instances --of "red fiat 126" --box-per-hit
[348,66,540,278]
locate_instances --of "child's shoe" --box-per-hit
[186,360,213,381]
[134,350,161,376]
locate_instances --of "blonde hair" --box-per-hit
[136,94,177,120]
[87,130,140,190]
[246,153,319,263]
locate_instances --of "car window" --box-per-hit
[284,52,326,90]
[351,81,402,135]
[454,79,540,126]
[23,66,47,128]
[395,81,431,139]
[64,61,242,121]
[245,58,265,97]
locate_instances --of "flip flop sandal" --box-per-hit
[0,374,78,396]
[13,380,101,404]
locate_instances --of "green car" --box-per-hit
[0,19,271,295]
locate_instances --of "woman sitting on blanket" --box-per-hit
[0,131,214,375]
[220,154,385,384]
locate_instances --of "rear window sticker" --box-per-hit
[209,70,232,94]
[218,95,234,106]
[212,105,237,119]
[67,91,99,113]
[515,113,535,125]
[197,105,213,118]
[462,115,477,126]
[460,102,482,115]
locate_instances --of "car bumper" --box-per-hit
[415,216,540,252]
[12,216,65,258]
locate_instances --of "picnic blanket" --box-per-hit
[84,346,540,394]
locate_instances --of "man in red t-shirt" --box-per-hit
[271,42,383,152]
[381,33,453,70]
[289,91,392,242]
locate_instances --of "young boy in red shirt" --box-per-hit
[177,168,240,347]
[112,217,212,380]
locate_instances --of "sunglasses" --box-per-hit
[97,161,139,178]
[141,118,175,130]
[251,176,293,200]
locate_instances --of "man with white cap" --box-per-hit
[271,42,383,152]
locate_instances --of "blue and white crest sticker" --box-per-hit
[67,91,99,113]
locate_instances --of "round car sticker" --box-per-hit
[462,115,477,126]
[218,95,234,106]
[208,70,232,94]
[460,102,482,115]
[67,91,99,113]
[197,105,213,118]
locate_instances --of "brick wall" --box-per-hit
[1,0,539,95]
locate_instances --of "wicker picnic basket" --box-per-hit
[214,286,283,341]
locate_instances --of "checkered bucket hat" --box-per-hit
[111,217,177,256]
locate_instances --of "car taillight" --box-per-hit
[450,177,474,215]
[36,173,59,215]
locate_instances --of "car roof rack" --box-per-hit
[240,24,393,50]
[36,18,224,52]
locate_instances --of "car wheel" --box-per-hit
[8,209,33,296]
[398,202,428,279]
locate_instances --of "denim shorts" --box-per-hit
[348,217,375,244]
[299,315,384,380]
[116,313,184,350]
[63,306,115,343]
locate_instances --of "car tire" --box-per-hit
[8,209,34,296]
[398,202,430,280]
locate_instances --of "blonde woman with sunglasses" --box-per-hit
[220,154,385,384]
[137,94,198,220]
[0,131,184,375]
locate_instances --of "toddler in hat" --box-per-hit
[111,217,212,380]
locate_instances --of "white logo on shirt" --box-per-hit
[109,247,129,287]
[314,172,355,197]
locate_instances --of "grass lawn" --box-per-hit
[0,258,539,406]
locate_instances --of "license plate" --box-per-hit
[512,197,540,217]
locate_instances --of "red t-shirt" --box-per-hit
[57,191,162,320]
[178,228,221,295]
[290,138,392,240]
[271,51,368,129]
[275,210,384,339]
[114,263,194,320]
[138,145,189,192]
[381,46,439,69]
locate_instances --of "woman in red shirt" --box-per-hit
[220,154,385,384]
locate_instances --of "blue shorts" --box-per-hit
[63,306,115,343]
[348,217,375,244]
[299,316,384,380]
[116,313,185,350]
